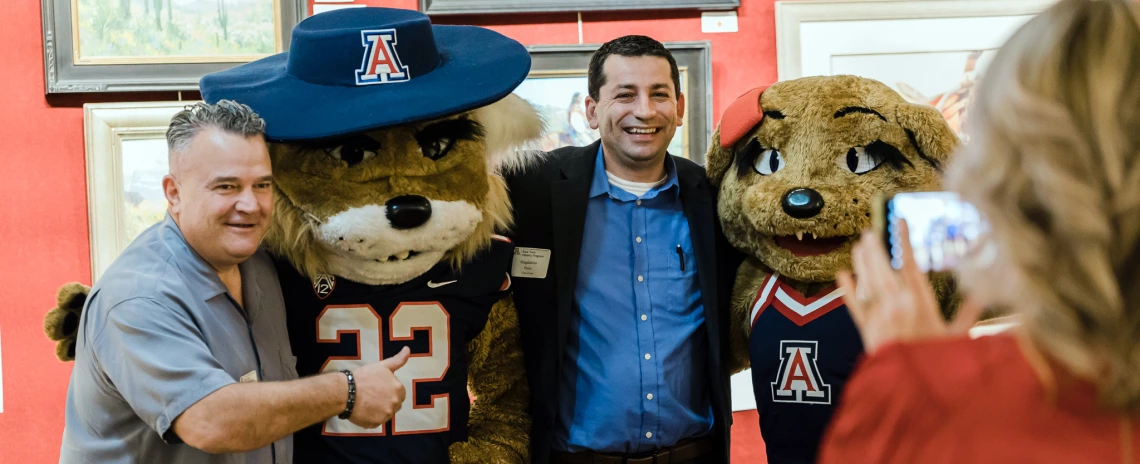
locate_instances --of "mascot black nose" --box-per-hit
[782,188,825,219]
[385,195,432,230]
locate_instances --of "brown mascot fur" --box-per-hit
[43,93,543,463]
[708,75,961,462]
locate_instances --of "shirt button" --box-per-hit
[637,275,644,282]
[647,393,654,400]
[635,236,642,243]
[644,353,651,360]
[641,314,648,321]
[646,432,653,438]
[636,200,642,206]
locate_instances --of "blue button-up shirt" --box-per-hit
[553,147,713,454]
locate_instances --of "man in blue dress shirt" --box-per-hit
[506,35,738,464]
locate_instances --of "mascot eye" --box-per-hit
[421,137,456,161]
[754,148,785,176]
[325,143,378,166]
[415,118,485,162]
[842,146,884,175]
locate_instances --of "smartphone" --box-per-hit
[873,191,987,272]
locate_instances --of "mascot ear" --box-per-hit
[473,93,546,173]
[895,102,960,171]
[707,86,768,186]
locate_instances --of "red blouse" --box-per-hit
[818,334,1140,464]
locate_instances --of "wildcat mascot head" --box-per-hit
[204,7,543,285]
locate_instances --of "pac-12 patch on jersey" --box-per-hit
[355,28,410,85]
[313,274,336,299]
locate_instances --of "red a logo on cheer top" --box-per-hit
[355,29,409,86]
[771,340,832,404]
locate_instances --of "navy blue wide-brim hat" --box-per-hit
[200,7,531,142]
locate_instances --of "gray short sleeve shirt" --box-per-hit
[60,214,297,464]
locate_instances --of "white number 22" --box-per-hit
[316,302,451,436]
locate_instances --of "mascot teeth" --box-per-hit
[395,250,411,260]
[796,231,804,241]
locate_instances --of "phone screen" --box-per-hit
[884,192,986,272]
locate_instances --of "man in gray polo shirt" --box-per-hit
[60,101,409,464]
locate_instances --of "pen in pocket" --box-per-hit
[676,244,685,271]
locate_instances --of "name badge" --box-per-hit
[239,370,259,383]
[511,247,551,279]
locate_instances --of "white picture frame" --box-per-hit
[774,0,1055,137]
[85,102,197,282]
[776,0,1056,80]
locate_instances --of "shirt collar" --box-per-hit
[159,212,244,301]
[588,144,680,201]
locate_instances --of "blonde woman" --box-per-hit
[819,0,1140,462]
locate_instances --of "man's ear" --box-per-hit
[895,102,960,171]
[163,174,181,214]
[675,91,686,127]
[585,95,600,130]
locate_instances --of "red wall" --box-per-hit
[0,1,776,461]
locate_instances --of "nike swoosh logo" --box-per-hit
[426,280,457,288]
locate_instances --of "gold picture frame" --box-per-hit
[84,101,195,281]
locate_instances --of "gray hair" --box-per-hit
[166,100,267,154]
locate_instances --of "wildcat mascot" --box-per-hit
[711,76,961,464]
[44,8,543,464]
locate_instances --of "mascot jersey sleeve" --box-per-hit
[748,273,864,464]
[275,237,514,464]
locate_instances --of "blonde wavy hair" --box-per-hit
[946,0,1140,409]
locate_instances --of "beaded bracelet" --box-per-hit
[338,370,356,420]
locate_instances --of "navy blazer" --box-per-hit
[505,141,739,464]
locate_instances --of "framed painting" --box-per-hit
[42,0,307,93]
[420,0,738,15]
[775,0,1055,138]
[517,42,712,163]
[85,101,194,281]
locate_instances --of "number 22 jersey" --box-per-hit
[275,237,514,464]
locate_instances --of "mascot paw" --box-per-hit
[44,282,90,362]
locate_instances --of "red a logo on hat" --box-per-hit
[356,29,410,86]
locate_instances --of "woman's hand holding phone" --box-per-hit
[837,220,985,354]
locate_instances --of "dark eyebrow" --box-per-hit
[209,176,274,184]
[614,83,673,92]
[834,106,887,121]
[763,110,785,119]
